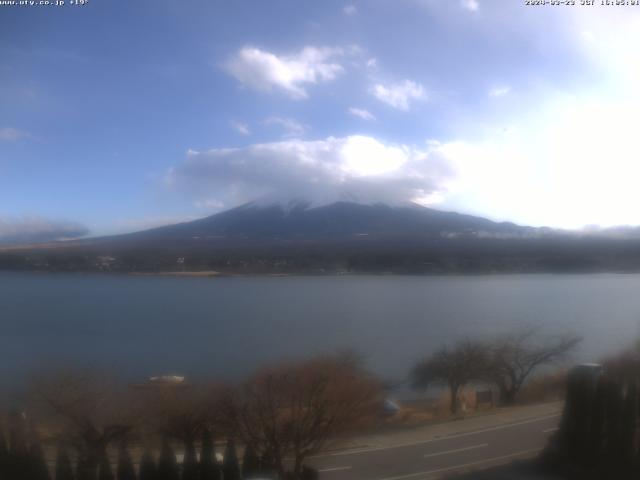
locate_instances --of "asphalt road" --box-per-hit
[309,412,560,480]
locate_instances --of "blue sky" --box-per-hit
[2,0,640,240]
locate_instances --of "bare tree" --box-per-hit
[138,382,227,442]
[233,353,381,480]
[27,368,134,475]
[412,340,488,414]
[135,380,228,480]
[486,329,581,404]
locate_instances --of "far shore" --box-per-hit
[129,270,293,278]
[131,270,224,277]
[5,269,640,278]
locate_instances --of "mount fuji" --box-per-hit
[5,200,639,274]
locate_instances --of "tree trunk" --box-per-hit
[77,451,99,480]
[275,453,288,480]
[449,384,460,414]
[293,455,303,480]
[499,385,517,405]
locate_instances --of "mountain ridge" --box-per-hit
[3,201,640,274]
[64,200,547,248]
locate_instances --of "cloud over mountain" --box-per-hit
[166,135,455,210]
[0,217,89,245]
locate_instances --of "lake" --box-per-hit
[1,272,639,388]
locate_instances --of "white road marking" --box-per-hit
[423,443,488,458]
[314,413,560,458]
[543,427,558,433]
[318,466,352,473]
[377,448,542,480]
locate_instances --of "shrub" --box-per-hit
[620,381,637,465]
[116,444,136,480]
[181,438,199,480]
[241,443,259,478]
[0,426,8,478]
[199,429,220,480]
[300,465,319,480]
[222,438,241,480]
[138,447,156,480]
[29,440,52,480]
[156,439,179,480]
[98,450,114,480]
[54,447,74,480]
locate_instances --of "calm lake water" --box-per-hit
[2,272,640,387]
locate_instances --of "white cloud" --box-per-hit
[0,127,29,141]
[225,46,348,99]
[370,80,426,110]
[193,6,640,229]
[166,135,455,210]
[264,117,308,138]
[167,89,640,229]
[461,0,479,11]
[194,199,225,209]
[0,216,88,244]
[366,58,378,69]
[343,4,357,15]
[348,107,376,121]
[570,10,640,92]
[489,86,510,97]
[419,91,640,229]
[230,121,250,135]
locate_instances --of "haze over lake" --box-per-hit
[2,272,639,387]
